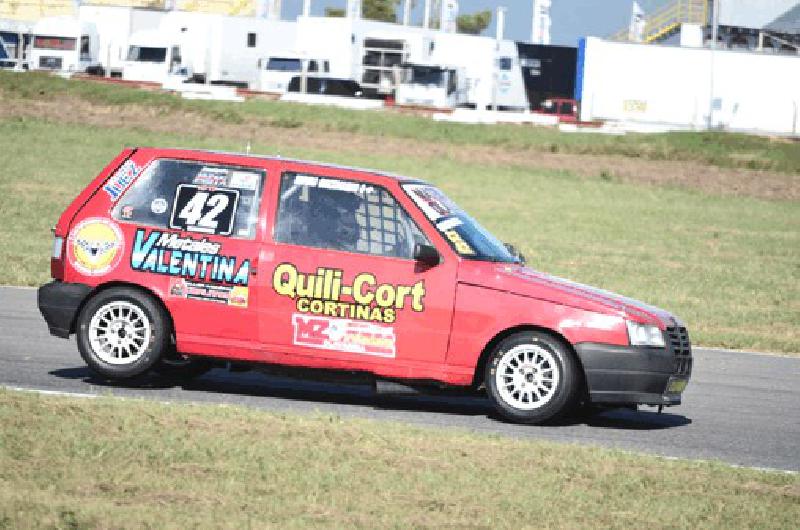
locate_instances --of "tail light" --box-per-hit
[51,228,65,280]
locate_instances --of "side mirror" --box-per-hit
[413,243,440,267]
[504,243,526,265]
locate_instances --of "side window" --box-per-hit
[80,35,90,61]
[111,159,265,240]
[274,172,430,259]
[308,60,319,72]
[247,33,256,48]
[170,46,181,72]
[499,57,513,71]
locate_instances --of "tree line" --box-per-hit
[325,0,492,35]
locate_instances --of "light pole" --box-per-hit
[492,6,506,111]
[708,0,719,129]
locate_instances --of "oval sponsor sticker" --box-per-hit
[150,197,168,214]
[67,218,124,276]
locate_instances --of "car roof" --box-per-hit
[134,147,427,186]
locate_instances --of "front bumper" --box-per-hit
[575,338,692,407]
[37,281,91,338]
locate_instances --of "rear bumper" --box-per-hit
[37,281,91,338]
[575,342,692,407]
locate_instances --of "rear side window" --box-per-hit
[274,172,430,259]
[111,159,265,240]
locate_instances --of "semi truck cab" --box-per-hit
[29,17,98,73]
[122,30,187,84]
[395,63,467,109]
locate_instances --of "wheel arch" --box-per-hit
[471,324,587,392]
[71,281,175,337]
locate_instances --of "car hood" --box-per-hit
[457,261,680,328]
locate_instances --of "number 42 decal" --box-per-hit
[169,184,239,236]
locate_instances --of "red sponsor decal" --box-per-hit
[292,314,396,358]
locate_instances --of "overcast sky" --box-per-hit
[283,1,671,46]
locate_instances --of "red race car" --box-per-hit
[38,148,692,424]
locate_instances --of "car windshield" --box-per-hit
[267,58,302,71]
[409,65,444,86]
[127,46,166,63]
[403,184,518,263]
[33,35,76,51]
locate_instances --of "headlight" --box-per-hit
[626,320,665,347]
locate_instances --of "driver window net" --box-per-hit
[276,173,429,259]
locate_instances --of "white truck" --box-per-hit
[121,13,298,88]
[258,53,331,93]
[0,21,30,70]
[122,29,188,84]
[395,62,468,109]
[29,17,100,74]
[0,33,20,69]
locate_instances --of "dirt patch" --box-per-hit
[3,94,797,201]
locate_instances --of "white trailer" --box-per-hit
[122,11,298,88]
[204,16,297,87]
[293,16,529,109]
[78,4,165,77]
[577,37,800,136]
[15,6,532,105]
[29,16,100,73]
[24,6,165,76]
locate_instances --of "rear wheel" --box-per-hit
[76,287,168,380]
[485,332,581,424]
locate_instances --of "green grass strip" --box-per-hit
[0,389,798,529]
[2,70,798,173]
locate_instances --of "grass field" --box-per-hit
[1,389,797,529]
[2,70,799,173]
[0,115,797,353]
[0,66,798,530]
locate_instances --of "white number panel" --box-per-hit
[169,184,239,235]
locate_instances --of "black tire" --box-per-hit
[152,355,214,380]
[76,287,169,380]
[484,331,581,424]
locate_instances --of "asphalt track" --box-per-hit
[1,286,798,472]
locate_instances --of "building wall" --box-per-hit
[578,37,800,136]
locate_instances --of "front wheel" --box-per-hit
[485,332,581,424]
[76,287,169,380]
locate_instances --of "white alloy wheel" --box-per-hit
[88,301,152,365]
[494,343,560,410]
